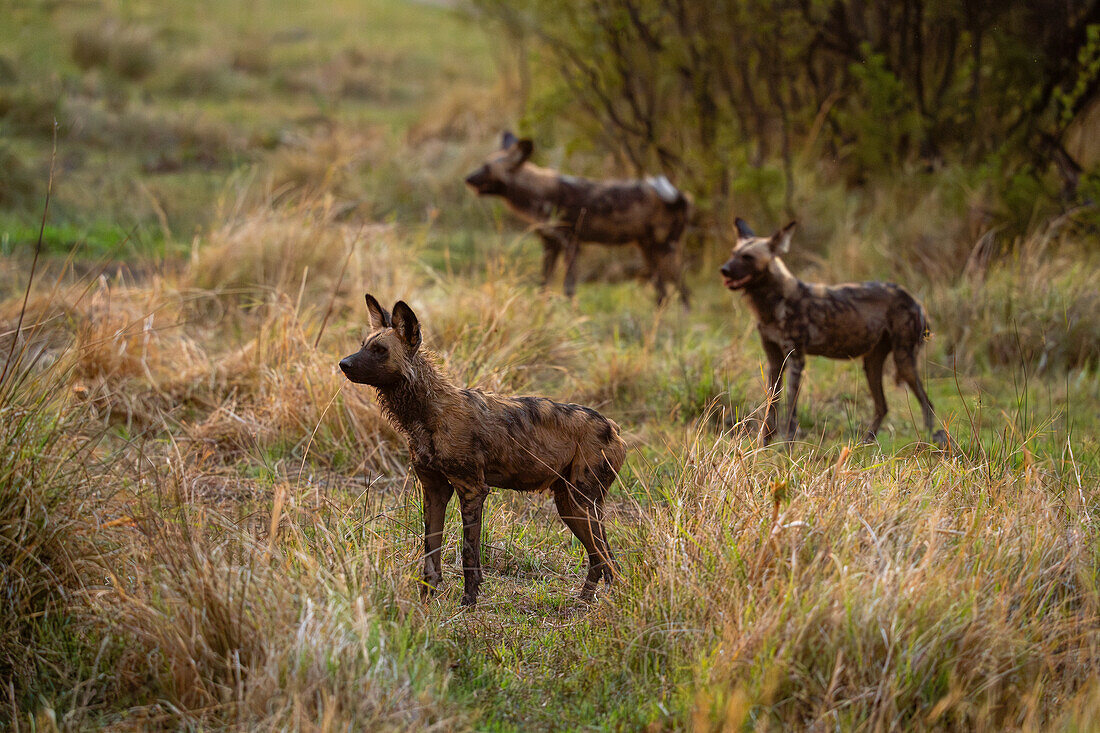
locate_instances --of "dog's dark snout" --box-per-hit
[465,165,491,188]
[338,357,352,374]
[720,264,733,277]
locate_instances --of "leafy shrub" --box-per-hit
[833,48,924,174]
[0,54,17,85]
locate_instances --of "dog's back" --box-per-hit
[435,390,625,495]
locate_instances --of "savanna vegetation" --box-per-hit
[1,0,1098,729]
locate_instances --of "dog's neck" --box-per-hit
[373,350,460,443]
[742,258,801,320]
[500,165,563,221]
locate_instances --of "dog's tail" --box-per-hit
[918,304,932,344]
[648,175,692,245]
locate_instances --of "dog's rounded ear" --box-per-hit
[502,130,518,149]
[769,221,796,255]
[735,218,755,239]
[365,293,392,329]
[515,138,534,165]
[390,301,422,352]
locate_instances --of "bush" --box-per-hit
[232,37,272,75]
[71,24,113,71]
[70,21,158,80]
[0,145,37,208]
[0,344,98,719]
[190,202,395,300]
[169,50,232,97]
[0,54,18,85]
[930,235,1100,372]
[0,83,61,137]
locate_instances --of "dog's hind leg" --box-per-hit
[861,336,892,443]
[639,240,669,306]
[656,245,689,309]
[553,480,615,600]
[537,230,564,289]
[894,346,947,446]
[671,250,691,309]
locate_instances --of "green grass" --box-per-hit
[0,0,495,251]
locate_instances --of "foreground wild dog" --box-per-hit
[339,294,626,605]
[465,131,691,306]
[720,219,948,447]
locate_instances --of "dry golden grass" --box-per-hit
[631,430,1099,729]
[3,48,1098,725]
[191,196,403,302]
[4,214,1099,728]
[85,483,459,730]
[406,82,516,146]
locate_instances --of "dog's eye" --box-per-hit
[370,342,387,355]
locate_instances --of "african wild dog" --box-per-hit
[339,294,626,606]
[465,131,691,306]
[720,219,949,448]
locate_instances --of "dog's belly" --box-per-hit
[760,318,881,360]
[805,323,883,359]
[486,469,557,493]
[807,342,873,360]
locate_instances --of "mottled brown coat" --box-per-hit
[720,219,948,447]
[465,131,691,306]
[339,294,625,605]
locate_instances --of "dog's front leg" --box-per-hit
[760,337,786,446]
[784,351,805,441]
[416,467,454,600]
[451,476,488,606]
[537,228,564,289]
[562,236,581,298]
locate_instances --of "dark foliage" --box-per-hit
[475,0,1100,220]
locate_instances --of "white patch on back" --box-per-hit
[646,175,680,204]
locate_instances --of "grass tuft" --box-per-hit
[71,20,158,80]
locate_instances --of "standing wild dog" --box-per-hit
[720,219,948,447]
[339,294,626,606]
[465,131,691,306]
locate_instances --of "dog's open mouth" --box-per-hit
[723,274,752,289]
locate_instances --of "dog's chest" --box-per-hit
[757,300,807,350]
[409,432,483,481]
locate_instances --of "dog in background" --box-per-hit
[465,131,691,306]
[720,219,948,448]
